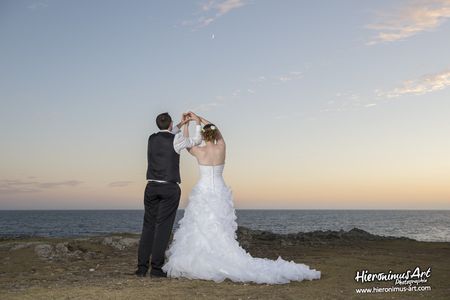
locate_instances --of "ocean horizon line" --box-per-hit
[0,208,449,211]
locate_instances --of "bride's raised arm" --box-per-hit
[199,116,211,125]
[183,117,202,156]
[182,120,190,137]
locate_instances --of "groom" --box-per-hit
[135,111,202,278]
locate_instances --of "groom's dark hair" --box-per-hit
[156,112,172,130]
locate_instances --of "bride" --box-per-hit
[162,115,321,284]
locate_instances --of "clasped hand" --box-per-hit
[181,111,200,125]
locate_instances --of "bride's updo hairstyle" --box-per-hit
[202,124,218,142]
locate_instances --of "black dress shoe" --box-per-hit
[134,269,147,277]
[150,269,167,278]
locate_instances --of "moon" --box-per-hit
[211,34,215,39]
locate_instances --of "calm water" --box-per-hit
[0,210,449,242]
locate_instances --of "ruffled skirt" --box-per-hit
[162,180,321,284]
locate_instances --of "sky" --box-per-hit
[1,0,449,210]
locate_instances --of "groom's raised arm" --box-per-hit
[171,113,189,134]
[172,116,202,154]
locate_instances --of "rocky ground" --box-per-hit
[0,227,449,299]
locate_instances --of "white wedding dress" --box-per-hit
[162,164,321,284]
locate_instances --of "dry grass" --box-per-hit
[1,235,449,299]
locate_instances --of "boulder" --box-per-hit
[102,237,139,250]
[34,244,53,259]
[55,242,69,255]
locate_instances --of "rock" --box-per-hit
[72,250,83,258]
[67,242,88,253]
[120,238,139,248]
[10,242,38,251]
[32,241,95,260]
[34,244,53,259]
[102,237,114,246]
[102,237,139,250]
[346,228,378,240]
[235,226,414,247]
[84,251,97,259]
[55,243,69,255]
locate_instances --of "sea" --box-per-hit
[0,210,449,242]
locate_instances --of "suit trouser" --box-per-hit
[137,181,181,272]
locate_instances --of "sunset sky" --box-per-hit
[1,0,449,209]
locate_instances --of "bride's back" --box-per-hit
[193,142,225,166]
[188,123,226,166]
